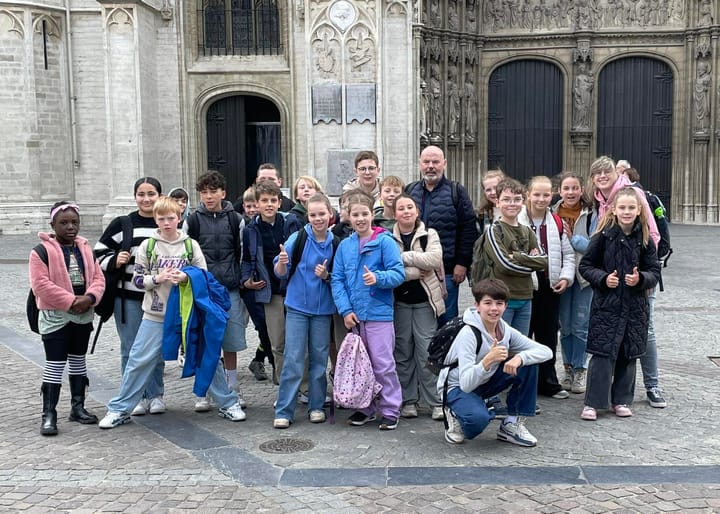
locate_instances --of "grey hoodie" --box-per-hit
[438,306,552,396]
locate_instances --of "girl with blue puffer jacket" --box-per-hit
[332,190,405,430]
[272,193,336,429]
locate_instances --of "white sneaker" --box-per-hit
[298,392,309,404]
[177,353,185,368]
[194,397,211,412]
[309,409,326,423]
[99,411,131,429]
[148,397,166,414]
[497,418,537,447]
[552,390,570,399]
[431,406,445,420]
[219,402,246,421]
[400,404,418,418]
[236,393,247,408]
[444,407,464,444]
[131,399,149,416]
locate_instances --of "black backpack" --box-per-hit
[426,316,482,375]
[26,243,49,334]
[94,215,134,322]
[644,190,673,267]
[287,228,340,283]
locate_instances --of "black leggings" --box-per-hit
[42,322,93,361]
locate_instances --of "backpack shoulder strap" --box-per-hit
[33,243,49,267]
[418,234,428,251]
[229,211,242,256]
[287,228,309,282]
[450,181,459,210]
[550,212,563,236]
[183,238,194,262]
[185,213,199,240]
[468,325,483,355]
[146,237,157,268]
[120,215,134,252]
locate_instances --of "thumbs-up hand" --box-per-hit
[362,265,377,286]
[315,259,329,279]
[277,244,288,265]
[606,269,619,288]
[625,266,640,287]
[482,338,508,370]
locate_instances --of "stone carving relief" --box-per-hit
[106,8,134,31]
[694,61,711,132]
[448,0,459,30]
[0,10,24,39]
[428,61,444,142]
[347,24,375,72]
[329,0,356,32]
[482,0,687,33]
[428,0,441,27]
[466,0,478,31]
[420,73,431,142]
[312,25,340,78]
[572,62,594,130]
[698,0,713,27]
[463,71,477,141]
[447,64,461,141]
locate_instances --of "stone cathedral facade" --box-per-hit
[1,0,719,232]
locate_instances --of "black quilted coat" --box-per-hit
[579,222,660,360]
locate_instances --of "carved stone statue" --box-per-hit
[699,0,713,27]
[420,79,430,141]
[572,64,594,129]
[463,71,477,140]
[429,62,443,140]
[694,61,711,130]
[447,66,461,140]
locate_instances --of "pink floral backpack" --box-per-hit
[333,329,382,410]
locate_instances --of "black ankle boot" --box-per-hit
[40,382,61,436]
[68,375,98,424]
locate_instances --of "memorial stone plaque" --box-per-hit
[326,148,361,195]
[345,83,376,124]
[312,83,342,124]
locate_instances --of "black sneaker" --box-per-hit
[378,417,398,430]
[488,404,508,420]
[347,411,376,426]
[646,388,667,408]
[248,360,268,381]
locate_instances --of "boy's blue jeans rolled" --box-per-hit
[446,363,538,440]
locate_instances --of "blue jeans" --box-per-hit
[114,298,163,399]
[108,319,237,413]
[437,274,459,327]
[558,282,592,370]
[274,308,331,421]
[640,286,659,390]
[501,299,532,336]
[446,363,538,439]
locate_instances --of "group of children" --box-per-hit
[29,153,664,449]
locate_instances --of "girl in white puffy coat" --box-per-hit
[519,176,575,400]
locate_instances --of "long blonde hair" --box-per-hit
[594,186,650,246]
[477,169,505,215]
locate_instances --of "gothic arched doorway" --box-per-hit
[487,59,564,183]
[597,56,673,215]
[206,95,281,201]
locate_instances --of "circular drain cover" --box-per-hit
[259,438,316,454]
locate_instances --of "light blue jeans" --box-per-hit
[501,299,532,336]
[108,319,237,414]
[115,297,163,399]
[274,308,331,421]
[640,287,659,390]
[437,274,458,327]
[558,282,593,370]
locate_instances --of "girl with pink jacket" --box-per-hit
[29,202,105,436]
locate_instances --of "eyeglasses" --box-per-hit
[593,169,616,176]
[499,197,524,204]
[357,166,377,173]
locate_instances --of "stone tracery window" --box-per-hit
[198,0,281,56]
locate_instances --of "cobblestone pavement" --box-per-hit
[1,224,719,512]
